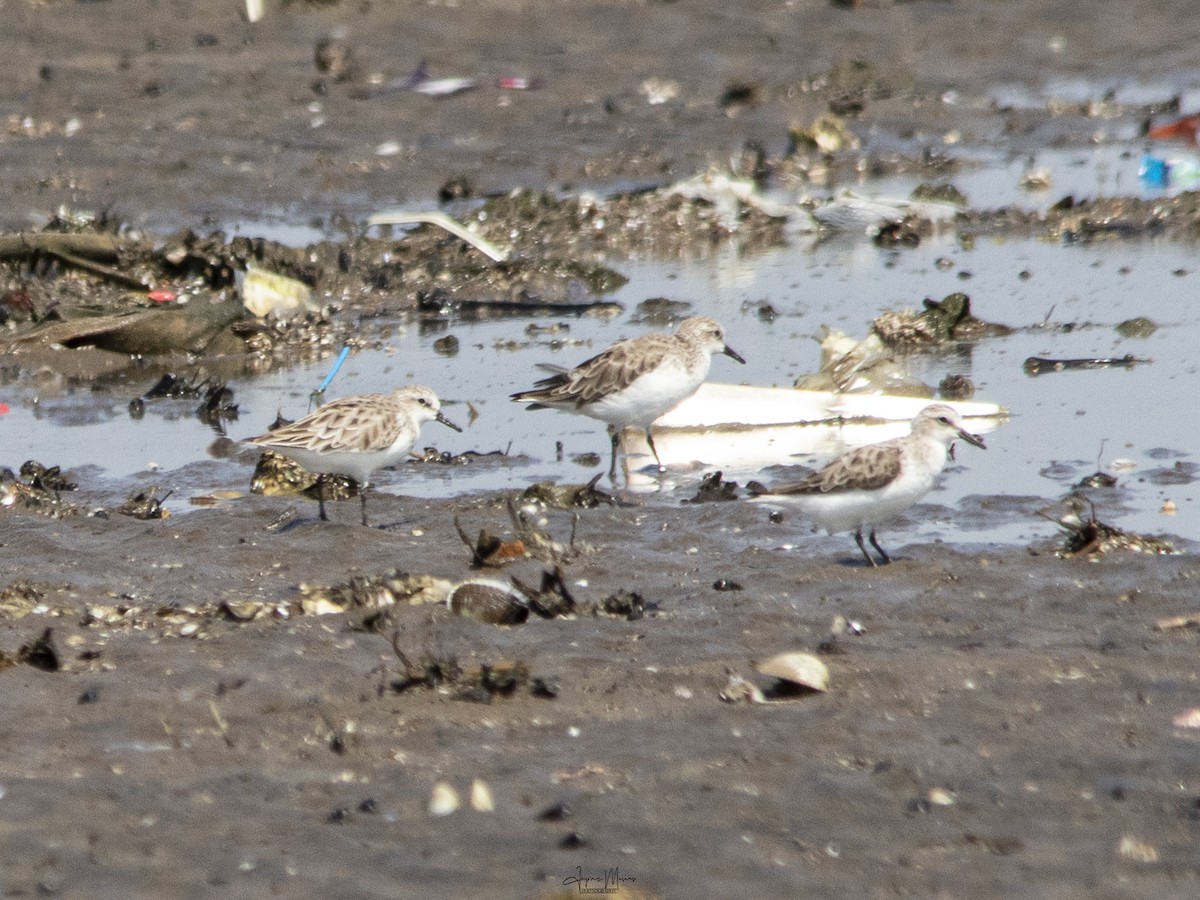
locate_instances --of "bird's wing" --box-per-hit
[516,333,674,406]
[248,394,399,453]
[767,441,903,495]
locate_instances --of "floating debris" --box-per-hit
[1116,317,1158,338]
[1075,471,1118,489]
[873,292,1013,349]
[630,297,694,326]
[1023,354,1149,376]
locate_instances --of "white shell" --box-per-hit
[428,782,460,817]
[470,778,495,812]
[755,652,830,692]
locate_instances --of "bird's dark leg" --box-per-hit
[317,475,329,521]
[607,427,620,483]
[854,529,879,567]
[359,481,371,527]
[645,428,665,475]
[868,529,891,565]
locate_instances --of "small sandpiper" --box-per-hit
[748,403,986,566]
[246,385,461,526]
[511,315,745,481]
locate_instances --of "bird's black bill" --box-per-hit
[438,412,463,432]
[723,344,747,364]
[957,428,986,450]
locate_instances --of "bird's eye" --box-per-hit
[938,416,951,425]
[418,397,430,406]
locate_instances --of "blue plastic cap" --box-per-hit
[1139,154,1168,189]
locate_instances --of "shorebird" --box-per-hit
[511,315,745,481]
[748,404,986,566]
[246,385,460,526]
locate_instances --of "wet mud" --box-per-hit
[3,1,1200,897]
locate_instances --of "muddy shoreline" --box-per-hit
[3,493,1200,898]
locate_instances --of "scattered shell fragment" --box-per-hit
[298,571,452,616]
[1020,168,1052,191]
[219,600,273,622]
[470,778,495,812]
[789,113,860,154]
[755,652,830,693]
[428,782,460,817]
[927,787,956,806]
[1117,835,1159,864]
[640,77,679,105]
[1172,708,1200,728]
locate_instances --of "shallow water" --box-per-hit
[3,222,1196,551]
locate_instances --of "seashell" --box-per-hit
[428,782,459,817]
[220,600,267,622]
[470,778,495,812]
[755,652,830,693]
[448,579,529,625]
[1172,708,1200,729]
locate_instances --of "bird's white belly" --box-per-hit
[271,444,408,486]
[581,361,705,427]
[789,468,938,533]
